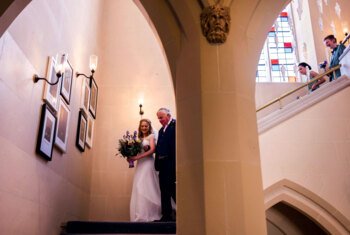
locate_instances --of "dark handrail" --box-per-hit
[256,64,342,112]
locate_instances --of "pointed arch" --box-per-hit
[264,179,350,234]
[0,0,31,37]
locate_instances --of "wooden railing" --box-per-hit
[256,64,342,112]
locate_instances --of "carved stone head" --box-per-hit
[200,4,231,44]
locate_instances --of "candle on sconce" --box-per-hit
[343,27,348,35]
[89,55,98,72]
[138,98,144,106]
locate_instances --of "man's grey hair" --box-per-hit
[157,107,171,115]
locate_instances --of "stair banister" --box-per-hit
[256,64,342,112]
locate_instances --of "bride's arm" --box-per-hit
[131,135,156,161]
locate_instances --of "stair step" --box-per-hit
[63,221,176,234]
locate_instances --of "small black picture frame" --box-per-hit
[36,103,57,161]
[76,110,87,152]
[89,77,98,119]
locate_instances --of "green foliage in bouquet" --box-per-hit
[117,130,142,158]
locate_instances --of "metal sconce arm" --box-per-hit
[33,72,62,86]
[76,70,95,81]
[75,55,97,81]
[33,54,67,86]
[139,104,144,117]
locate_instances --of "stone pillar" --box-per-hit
[199,5,267,235]
[173,1,269,234]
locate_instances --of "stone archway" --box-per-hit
[0,0,31,37]
[137,1,292,234]
[265,179,350,234]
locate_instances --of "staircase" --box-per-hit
[61,221,176,235]
[258,76,350,133]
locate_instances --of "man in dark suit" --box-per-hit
[154,108,176,222]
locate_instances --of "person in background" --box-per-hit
[298,62,326,92]
[323,34,346,81]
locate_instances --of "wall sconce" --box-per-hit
[76,55,98,81]
[33,54,67,85]
[343,32,349,45]
[139,99,144,118]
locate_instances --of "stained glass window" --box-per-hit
[256,4,298,83]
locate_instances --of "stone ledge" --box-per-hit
[258,76,350,134]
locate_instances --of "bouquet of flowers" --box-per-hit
[117,130,142,168]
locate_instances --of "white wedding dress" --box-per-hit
[130,134,162,221]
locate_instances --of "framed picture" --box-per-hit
[36,103,57,161]
[54,98,71,152]
[60,60,73,104]
[43,56,61,112]
[81,78,90,115]
[76,110,87,152]
[89,77,98,119]
[85,114,94,148]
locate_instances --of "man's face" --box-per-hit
[324,38,336,49]
[157,111,170,127]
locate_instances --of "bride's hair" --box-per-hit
[138,119,153,138]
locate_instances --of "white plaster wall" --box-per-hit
[259,87,350,223]
[291,0,318,69]
[0,0,104,234]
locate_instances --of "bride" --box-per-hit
[128,118,161,222]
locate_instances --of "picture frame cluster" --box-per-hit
[36,55,98,161]
[76,76,98,152]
